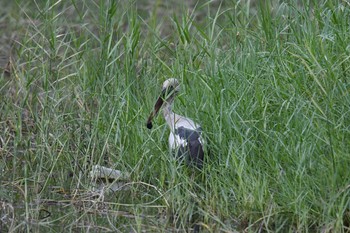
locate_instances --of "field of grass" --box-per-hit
[1,0,350,232]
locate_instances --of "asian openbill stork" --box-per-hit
[146,78,204,169]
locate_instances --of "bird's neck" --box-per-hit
[162,101,178,132]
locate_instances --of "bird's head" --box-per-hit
[146,78,180,129]
[161,78,180,98]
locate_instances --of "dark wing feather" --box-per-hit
[175,126,204,168]
[189,139,204,169]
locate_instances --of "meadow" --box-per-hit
[0,0,349,232]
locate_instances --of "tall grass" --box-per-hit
[1,0,349,232]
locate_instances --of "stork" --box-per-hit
[146,78,204,169]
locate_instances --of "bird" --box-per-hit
[146,78,204,169]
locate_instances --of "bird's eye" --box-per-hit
[162,86,175,99]
[167,86,174,93]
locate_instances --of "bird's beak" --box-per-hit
[147,86,178,129]
[146,89,166,129]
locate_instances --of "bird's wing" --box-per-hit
[174,126,204,168]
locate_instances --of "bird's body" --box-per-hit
[147,78,205,168]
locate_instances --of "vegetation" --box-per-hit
[1,0,349,232]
